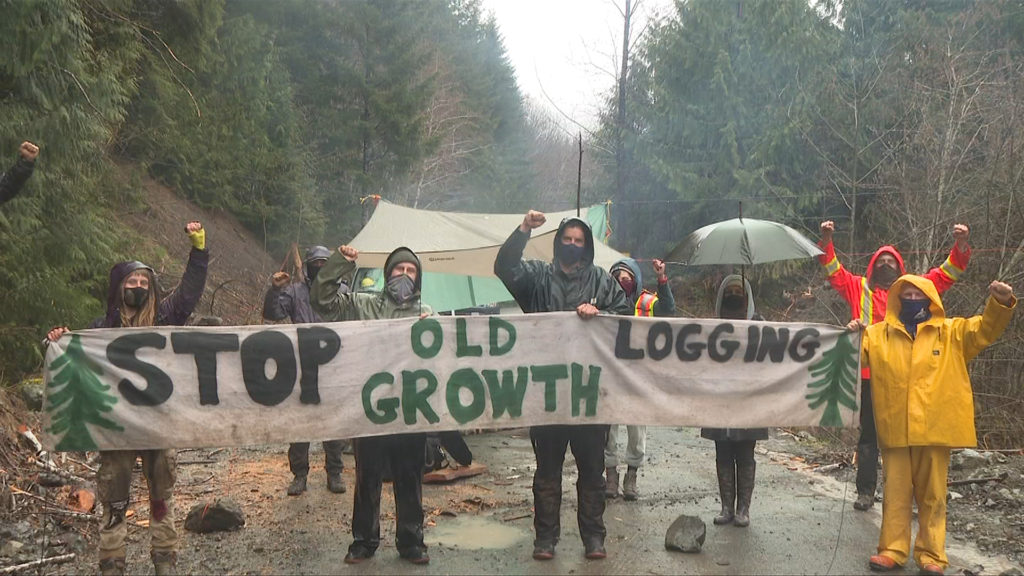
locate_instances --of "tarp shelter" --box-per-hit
[349,200,625,312]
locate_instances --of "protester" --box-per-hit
[46,221,209,576]
[848,276,1015,574]
[310,244,432,565]
[699,275,767,528]
[263,245,348,496]
[494,209,630,561]
[605,257,674,501]
[818,220,970,511]
[0,141,39,205]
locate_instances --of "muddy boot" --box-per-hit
[532,479,561,560]
[622,466,639,501]
[327,473,347,494]
[99,556,126,576]
[734,460,755,528]
[287,475,307,496]
[151,551,176,576]
[853,492,874,511]
[604,467,619,499]
[713,461,736,525]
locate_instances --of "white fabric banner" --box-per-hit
[41,313,861,451]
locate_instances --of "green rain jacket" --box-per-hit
[311,247,433,320]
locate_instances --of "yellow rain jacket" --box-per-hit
[862,275,1016,449]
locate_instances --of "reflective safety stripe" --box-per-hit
[635,292,658,317]
[825,256,842,276]
[939,256,964,282]
[859,277,874,323]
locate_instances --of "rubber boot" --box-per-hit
[532,479,561,560]
[577,475,607,560]
[604,467,619,499]
[734,460,755,528]
[713,461,736,525]
[152,550,177,576]
[622,466,639,501]
[327,473,347,494]
[287,475,307,496]
[99,556,126,576]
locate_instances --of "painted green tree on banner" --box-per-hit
[46,335,124,451]
[805,333,859,427]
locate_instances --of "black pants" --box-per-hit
[714,439,755,469]
[288,440,345,477]
[350,434,426,556]
[530,425,607,547]
[856,378,879,496]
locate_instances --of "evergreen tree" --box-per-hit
[46,335,124,451]
[805,333,859,427]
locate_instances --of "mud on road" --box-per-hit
[5,427,1023,575]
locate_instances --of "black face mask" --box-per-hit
[124,286,149,308]
[306,262,324,283]
[386,274,416,304]
[556,242,585,266]
[873,265,899,287]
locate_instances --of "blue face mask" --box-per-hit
[556,242,585,266]
[898,298,931,338]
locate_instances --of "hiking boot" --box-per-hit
[532,541,555,560]
[622,466,639,501]
[287,475,307,496]
[400,547,430,565]
[151,551,176,576]
[344,545,375,564]
[853,493,875,511]
[583,536,607,559]
[604,467,620,499]
[99,557,126,576]
[327,473,347,494]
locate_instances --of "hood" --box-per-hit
[865,245,906,284]
[552,217,595,267]
[104,260,158,327]
[383,246,423,293]
[304,245,331,264]
[884,274,945,327]
[715,274,756,320]
[610,258,642,298]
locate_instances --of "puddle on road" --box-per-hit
[426,515,529,549]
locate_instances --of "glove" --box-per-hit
[188,228,206,250]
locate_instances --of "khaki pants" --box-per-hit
[97,450,178,560]
[878,446,951,568]
[605,424,646,468]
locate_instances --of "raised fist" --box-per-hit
[652,258,666,280]
[521,210,546,232]
[19,141,39,162]
[820,220,835,242]
[953,224,969,243]
[989,280,1014,306]
[272,272,290,287]
[185,221,205,250]
[339,245,358,261]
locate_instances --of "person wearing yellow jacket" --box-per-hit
[848,275,1016,575]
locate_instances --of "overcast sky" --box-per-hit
[481,0,675,132]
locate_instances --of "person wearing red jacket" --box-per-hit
[818,221,970,512]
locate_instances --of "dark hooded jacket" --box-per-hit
[0,157,34,206]
[494,217,629,316]
[89,247,209,329]
[263,246,349,324]
[609,257,675,317]
[311,246,433,321]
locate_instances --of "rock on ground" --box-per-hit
[664,514,706,553]
[184,498,245,533]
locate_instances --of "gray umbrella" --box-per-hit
[667,217,823,266]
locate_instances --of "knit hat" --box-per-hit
[385,248,419,278]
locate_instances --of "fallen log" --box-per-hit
[0,553,76,574]
[948,472,1008,487]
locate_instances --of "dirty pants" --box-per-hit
[531,425,607,547]
[97,450,177,560]
[288,440,345,477]
[878,446,951,569]
[350,434,426,556]
[605,425,645,469]
[856,378,880,497]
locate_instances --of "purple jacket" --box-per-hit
[90,248,209,328]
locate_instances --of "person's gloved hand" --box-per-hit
[185,220,205,250]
